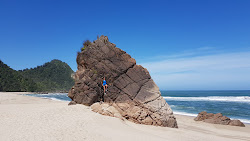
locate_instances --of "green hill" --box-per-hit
[0,59,74,92]
[0,60,37,92]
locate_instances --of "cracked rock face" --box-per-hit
[68,35,178,128]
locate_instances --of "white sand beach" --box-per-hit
[0,92,250,141]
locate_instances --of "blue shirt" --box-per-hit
[103,80,106,85]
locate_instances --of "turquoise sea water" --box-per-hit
[26,90,250,124]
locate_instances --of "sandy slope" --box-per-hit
[0,92,250,141]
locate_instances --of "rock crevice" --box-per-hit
[69,35,178,128]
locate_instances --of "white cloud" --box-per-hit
[139,51,250,90]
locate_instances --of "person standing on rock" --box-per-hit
[102,77,108,94]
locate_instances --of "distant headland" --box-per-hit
[0,59,74,92]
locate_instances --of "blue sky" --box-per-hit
[0,0,250,90]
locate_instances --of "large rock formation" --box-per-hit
[68,35,178,128]
[194,111,245,127]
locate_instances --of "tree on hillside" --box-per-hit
[0,59,74,92]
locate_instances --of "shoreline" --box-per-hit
[1,92,250,141]
[20,92,250,125]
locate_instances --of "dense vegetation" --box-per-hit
[0,59,74,92]
[0,60,37,91]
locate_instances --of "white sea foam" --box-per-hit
[41,97,64,101]
[173,111,197,117]
[164,96,250,103]
[26,93,69,101]
[39,93,67,95]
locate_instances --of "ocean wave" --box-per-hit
[39,97,65,101]
[25,93,70,101]
[173,111,197,117]
[36,93,68,95]
[170,105,195,109]
[164,96,250,103]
